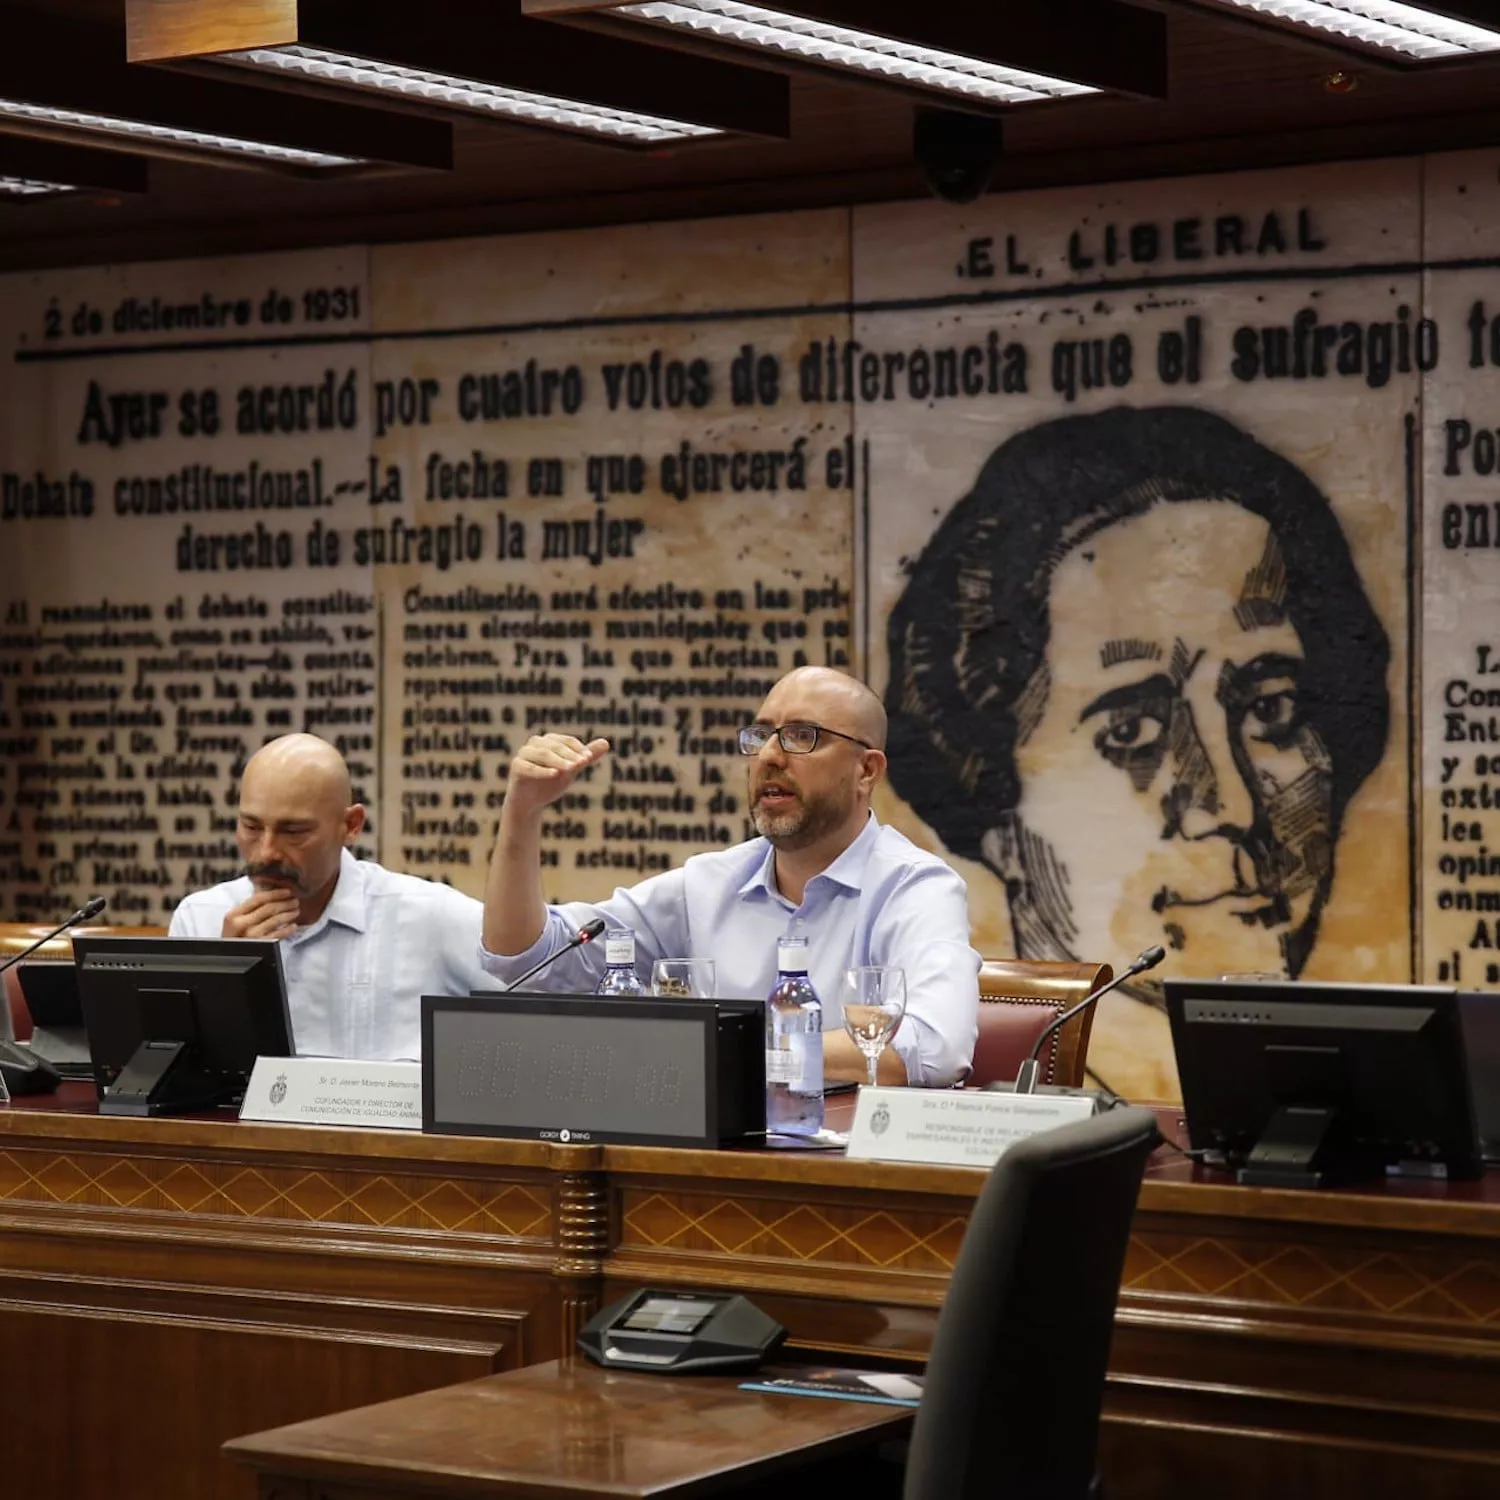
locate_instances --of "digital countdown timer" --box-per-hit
[421,992,764,1146]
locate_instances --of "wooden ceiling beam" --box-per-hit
[126,0,301,60]
[0,12,451,173]
[521,0,1170,104]
[127,0,791,141]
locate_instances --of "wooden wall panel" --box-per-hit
[0,1304,507,1500]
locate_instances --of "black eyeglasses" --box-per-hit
[737,722,874,756]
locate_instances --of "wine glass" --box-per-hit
[652,958,717,1000]
[840,967,907,1087]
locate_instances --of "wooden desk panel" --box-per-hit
[0,1093,575,1499]
[1109,1162,1500,1499]
[4,1094,1500,1498]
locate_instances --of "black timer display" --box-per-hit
[422,992,764,1146]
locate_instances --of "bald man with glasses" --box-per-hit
[481,666,979,1086]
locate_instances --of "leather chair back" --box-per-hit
[903,1105,1160,1500]
[1,924,168,1041]
[972,958,1111,1089]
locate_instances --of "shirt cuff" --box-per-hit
[891,1019,968,1089]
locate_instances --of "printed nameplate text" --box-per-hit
[845,1086,1097,1167]
[240,1057,422,1131]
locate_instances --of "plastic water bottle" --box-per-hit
[765,936,824,1136]
[595,929,647,996]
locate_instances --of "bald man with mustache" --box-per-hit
[169,734,491,1060]
[482,667,980,1087]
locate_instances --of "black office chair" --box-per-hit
[902,1106,1160,1500]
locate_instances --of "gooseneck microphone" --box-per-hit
[502,918,607,992]
[1010,944,1166,1096]
[0,895,108,980]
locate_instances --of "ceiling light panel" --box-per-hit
[612,0,1098,102]
[221,45,721,143]
[1206,0,1500,61]
[0,97,364,167]
[0,174,75,196]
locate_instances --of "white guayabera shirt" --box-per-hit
[169,848,491,1060]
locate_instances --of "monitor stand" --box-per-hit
[100,1039,233,1117]
[1236,1105,1337,1188]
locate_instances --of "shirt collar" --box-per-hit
[737,840,780,900]
[734,812,880,901]
[813,811,881,891]
[315,848,368,934]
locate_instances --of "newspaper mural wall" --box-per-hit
[863,158,1418,1097]
[0,248,380,923]
[4,150,1500,1097]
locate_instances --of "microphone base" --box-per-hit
[980,1081,1116,1113]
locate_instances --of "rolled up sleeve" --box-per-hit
[478,868,688,993]
[869,864,980,1088]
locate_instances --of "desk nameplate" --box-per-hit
[240,1057,422,1130]
[845,1086,1096,1166]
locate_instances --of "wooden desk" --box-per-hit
[224,1357,912,1499]
[3,1090,1500,1498]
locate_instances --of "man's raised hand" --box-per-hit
[222,887,299,942]
[503,734,610,821]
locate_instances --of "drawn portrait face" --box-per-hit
[885,405,1390,984]
[994,500,1334,978]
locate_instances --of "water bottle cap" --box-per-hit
[777,936,809,972]
[604,929,636,965]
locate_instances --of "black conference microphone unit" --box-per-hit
[991,944,1167,1099]
[0,895,106,1096]
[502,918,608,992]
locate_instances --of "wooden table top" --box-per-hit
[223,1356,913,1499]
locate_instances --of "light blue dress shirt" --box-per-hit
[480,815,980,1087]
[168,848,490,1061]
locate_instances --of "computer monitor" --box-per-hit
[72,936,294,1117]
[1460,990,1500,1164]
[15,961,92,1078]
[1165,978,1483,1187]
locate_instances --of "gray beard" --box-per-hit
[751,789,849,851]
[752,802,809,844]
